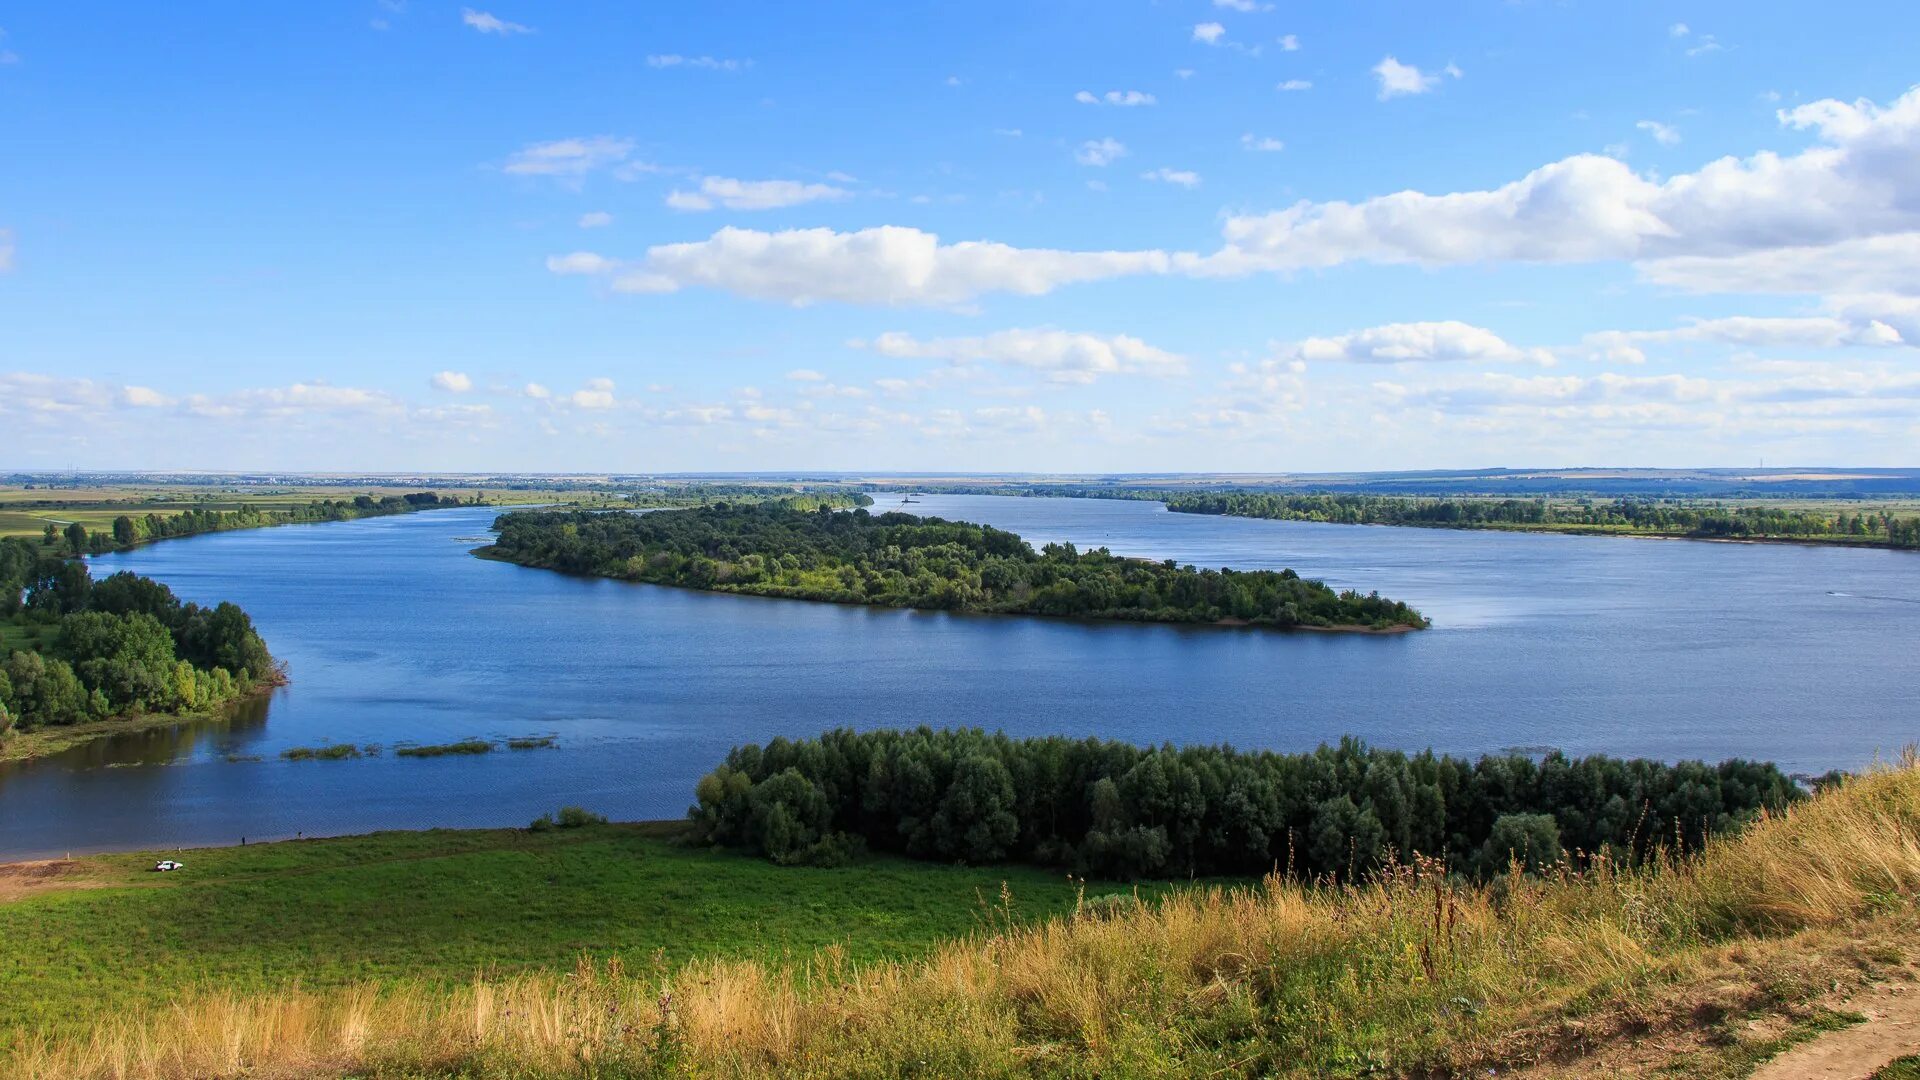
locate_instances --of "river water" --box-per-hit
[2,495,1915,859]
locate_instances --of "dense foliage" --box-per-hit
[488,502,1427,630]
[37,491,462,557]
[0,537,275,733]
[1164,492,1920,547]
[692,728,1802,880]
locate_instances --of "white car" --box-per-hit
[153,860,184,872]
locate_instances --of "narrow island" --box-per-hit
[0,536,278,762]
[480,500,1429,631]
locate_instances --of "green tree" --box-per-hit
[63,522,89,556]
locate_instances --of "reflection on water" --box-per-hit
[38,696,273,772]
[1,498,1916,859]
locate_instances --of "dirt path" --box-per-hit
[0,859,100,902]
[1752,983,1920,1080]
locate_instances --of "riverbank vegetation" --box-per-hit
[0,537,275,754]
[4,490,466,556]
[485,502,1428,631]
[4,752,1914,1078]
[1163,492,1920,548]
[692,728,1801,877]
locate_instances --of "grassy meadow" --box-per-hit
[0,822,1142,1046]
[1,757,1916,1078]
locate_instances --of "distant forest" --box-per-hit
[1162,492,1920,547]
[33,491,464,558]
[691,727,1804,880]
[1,538,275,734]
[485,500,1428,631]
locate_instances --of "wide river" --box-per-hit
[2,495,1917,859]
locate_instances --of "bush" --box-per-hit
[556,806,607,828]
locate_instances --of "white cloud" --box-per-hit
[1075,89,1157,107]
[523,382,551,399]
[1669,22,1690,37]
[1075,137,1128,166]
[564,226,1172,308]
[1686,35,1723,57]
[546,251,616,276]
[1373,56,1458,100]
[855,328,1188,383]
[120,386,172,408]
[1278,34,1299,51]
[461,9,530,35]
[569,377,617,409]
[666,176,850,212]
[786,369,827,382]
[1240,134,1285,152]
[577,211,613,228]
[646,54,749,72]
[1201,89,1920,288]
[1141,167,1202,189]
[1582,315,1905,364]
[1276,79,1312,92]
[1290,322,1555,366]
[503,136,634,178]
[1214,0,1272,10]
[430,370,474,393]
[1192,22,1226,45]
[1637,119,1681,145]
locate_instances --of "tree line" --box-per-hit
[0,538,276,735]
[487,501,1428,631]
[690,727,1803,880]
[1162,492,1920,548]
[35,491,463,558]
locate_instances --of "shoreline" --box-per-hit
[1165,508,1920,552]
[0,676,283,766]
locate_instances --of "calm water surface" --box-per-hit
[2,495,1916,859]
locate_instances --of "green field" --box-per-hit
[0,822,1155,1045]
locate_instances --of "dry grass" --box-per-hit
[10,754,1919,1080]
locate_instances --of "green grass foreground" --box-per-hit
[0,822,1143,1044]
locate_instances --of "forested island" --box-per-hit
[0,536,276,759]
[483,501,1428,631]
[692,727,1803,879]
[1161,492,1920,548]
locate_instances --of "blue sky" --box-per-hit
[2,1,1918,472]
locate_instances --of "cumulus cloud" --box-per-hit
[503,136,634,178]
[1241,134,1285,152]
[1075,89,1157,107]
[1199,89,1920,288]
[461,9,530,35]
[523,382,550,399]
[430,370,474,393]
[1373,57,1459,100]
[569,377,617,409]
[546,251,616,276]
[1278,34,1299,51]
[854,328,1188,383]
[1214,0,1272,10]
[557,226,1173,308]
[666,176,850,212]
[1141,167,1202,188]
[578,211,613,228]
[1287,322,1555,367]
[1192,22,1226,45]
[1276,79,1312,92]
[1582,315,1905,364]
[1075,137,1128,166]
